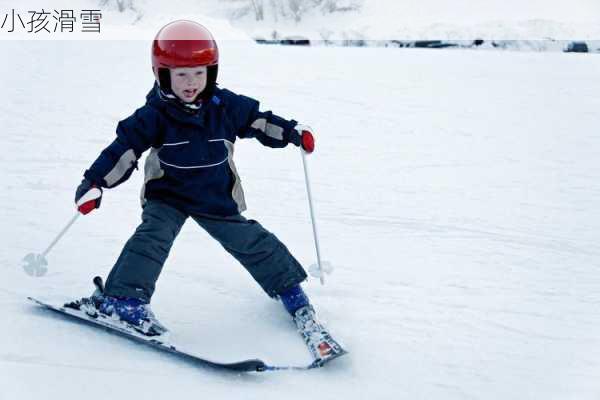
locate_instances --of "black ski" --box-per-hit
[28,297,345,372]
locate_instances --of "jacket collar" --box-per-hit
[146,83,206,128]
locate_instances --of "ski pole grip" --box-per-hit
[76,187,102,215]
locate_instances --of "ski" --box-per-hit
[263,349,348,371]
[28,297,346,372]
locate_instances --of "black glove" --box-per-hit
[75,179,103,215]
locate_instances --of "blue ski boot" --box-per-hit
[65,276,167,336]
[98,295,168,336]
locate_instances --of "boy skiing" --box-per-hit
[71,20,344,365]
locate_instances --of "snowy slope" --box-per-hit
[2,11,600,400]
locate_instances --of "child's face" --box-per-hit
[169,66,208,103]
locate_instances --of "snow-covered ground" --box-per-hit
[1,6,600,400]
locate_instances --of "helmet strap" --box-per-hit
[157,68,172,92]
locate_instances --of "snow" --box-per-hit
[2,0,600,42]
[229,0,600,41]
[2,3,600,400]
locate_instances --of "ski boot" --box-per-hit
[65,276,167,337]
[293,305,346,366]
[97,295,168,337]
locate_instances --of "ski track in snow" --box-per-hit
[1,39,599,400]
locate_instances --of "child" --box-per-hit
[72,20,343,364]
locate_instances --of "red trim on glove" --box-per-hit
[301,130,315,153]
[78,201,97,215]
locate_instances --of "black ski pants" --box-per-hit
[104,200,307,302]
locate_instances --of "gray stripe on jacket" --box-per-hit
[104,149,137,187]
[251,118,284,140]
[223,140,247,213]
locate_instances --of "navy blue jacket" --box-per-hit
[84,84,300,216]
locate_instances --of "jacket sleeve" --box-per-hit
[223,90,300,148]
[84,105,161,188]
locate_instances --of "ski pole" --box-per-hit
[22,187,100,277]
[41,212,80,258]
[22,212,80,277]
[300,147,325,285]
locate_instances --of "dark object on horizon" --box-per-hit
[412,41,457,49]
[389,40,408,48]
[473,39,485,46]
[254,37,280,45]
[386,40,458,49]
[256,36,310,46]
[280,36,311,46]
[565,41,589,53]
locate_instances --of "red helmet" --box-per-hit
[152,20,219,100]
